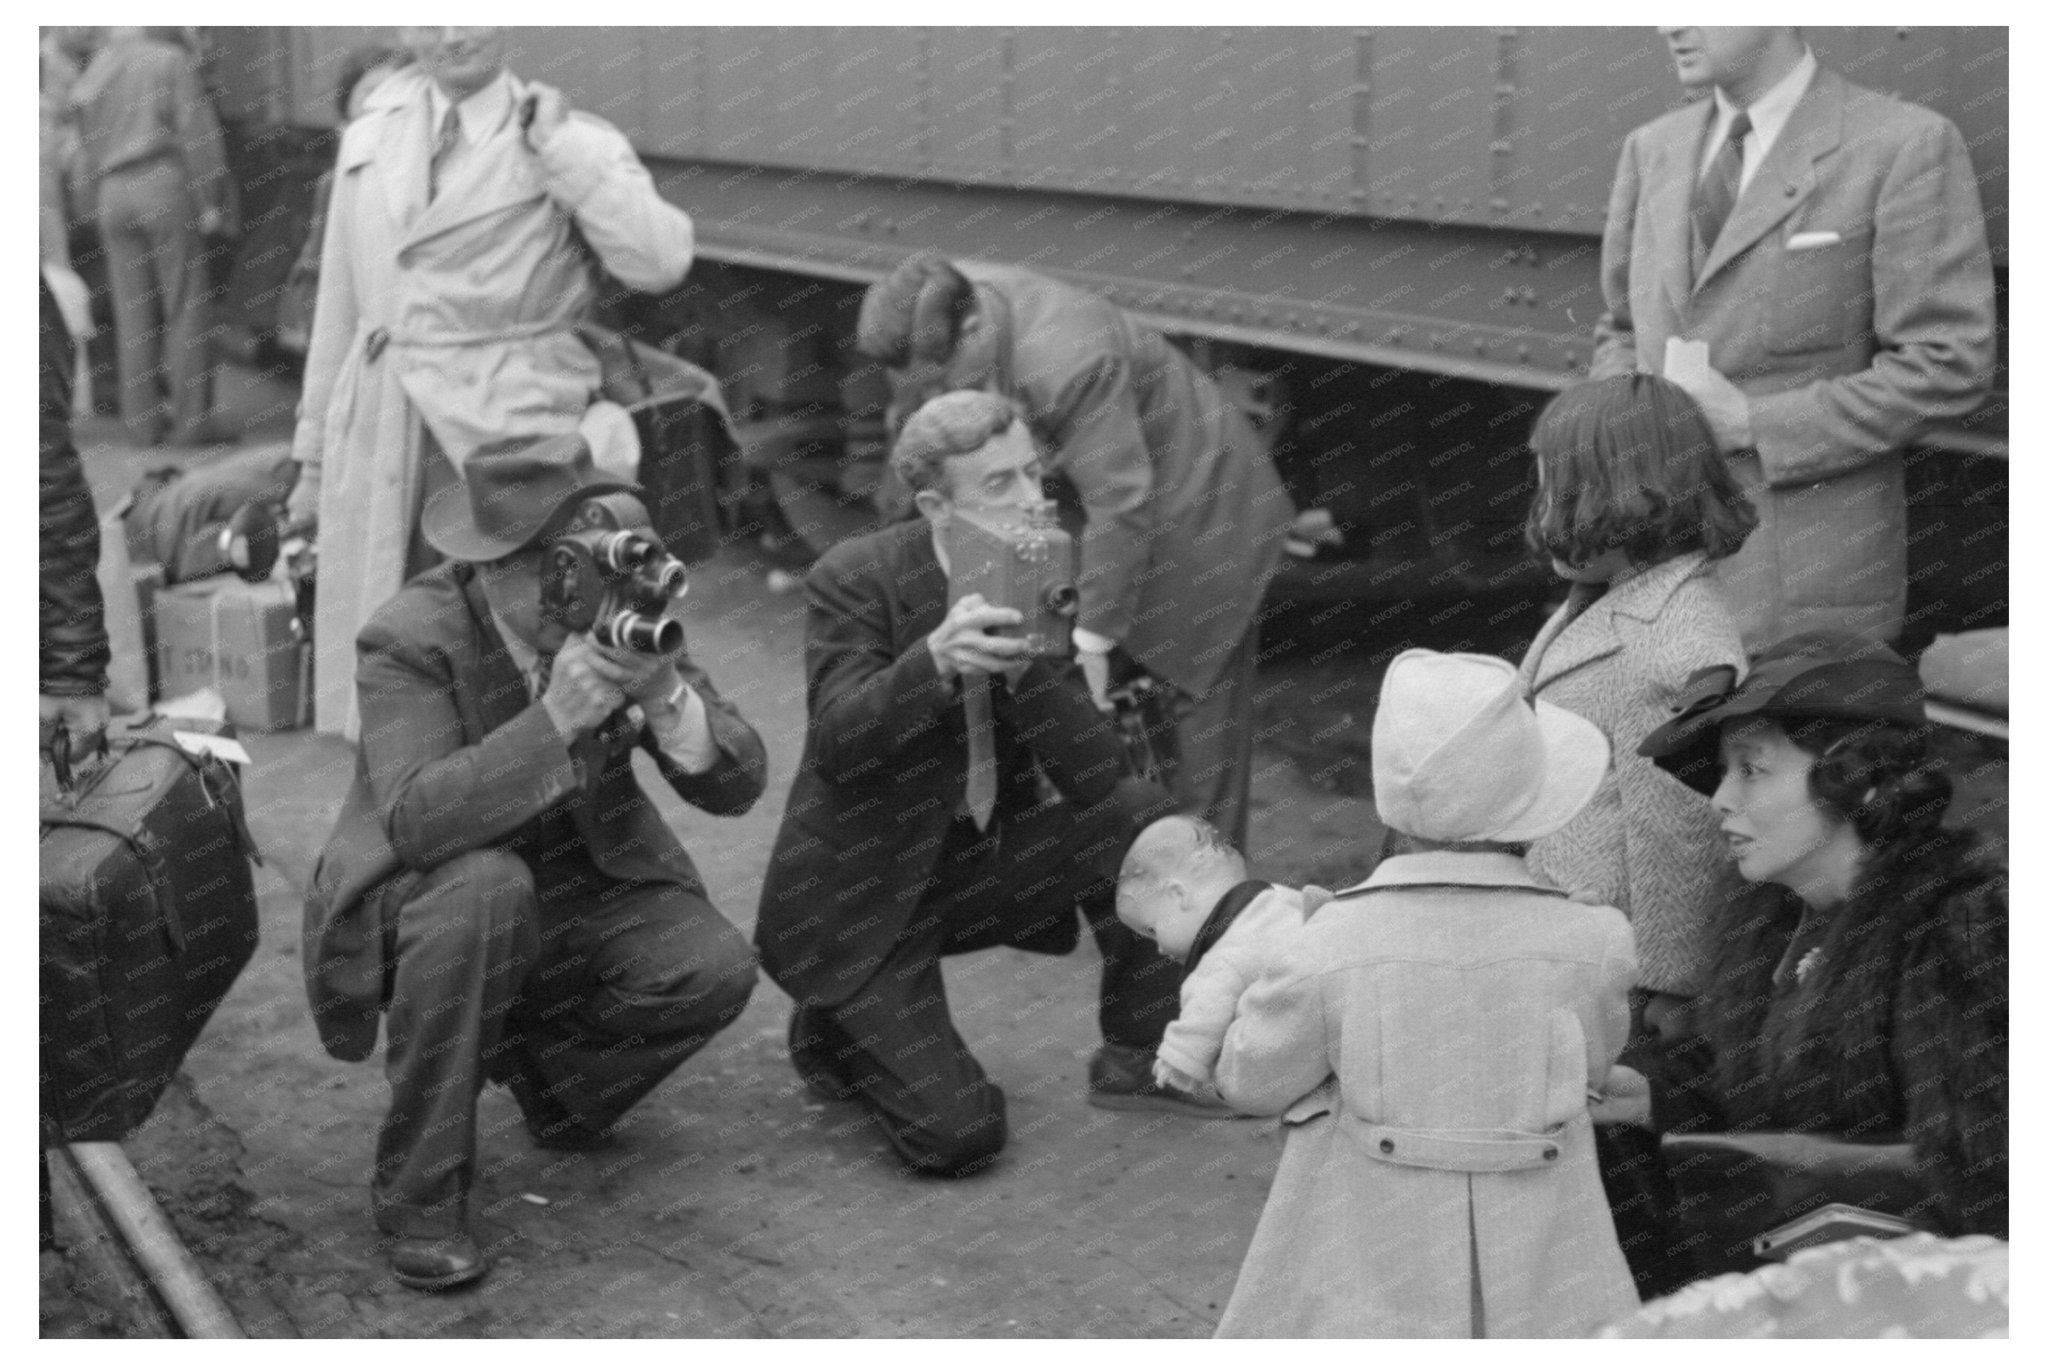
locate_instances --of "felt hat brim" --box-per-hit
[420,474,637,563]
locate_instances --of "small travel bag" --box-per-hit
[39,717,261,1143]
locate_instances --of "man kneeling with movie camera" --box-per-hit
[302,434,764,1290]
[757,390,1219,1180]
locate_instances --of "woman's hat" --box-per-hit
[420,432,637,563]
[1637,633,1926,795]
[1373,649,1610,844]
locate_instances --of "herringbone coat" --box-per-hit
[1520,553,1746,994]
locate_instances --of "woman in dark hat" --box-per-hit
[1605,632,2006,1280]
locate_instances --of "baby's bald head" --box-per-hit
[1123,815,1243,884]
[1116,815,1246,960]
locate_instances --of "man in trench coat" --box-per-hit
[1592,26,1996,648]
[286,26,694,739]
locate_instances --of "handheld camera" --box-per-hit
[540,498,687,654]
[943,503,1079,657]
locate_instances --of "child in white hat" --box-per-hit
[1212,649,1640,1338]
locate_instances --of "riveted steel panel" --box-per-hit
[927,29,1012,183]
[503,28,645,142]
[1498,29,1680,235]
[1010,28,1129,195]
[1361,28,1495,225]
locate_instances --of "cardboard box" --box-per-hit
[152,578,309,732]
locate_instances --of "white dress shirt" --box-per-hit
[425,69,517,183]
[1698,47,1818,194]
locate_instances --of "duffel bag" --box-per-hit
[121,443,298,584]
[39,716,261,1143]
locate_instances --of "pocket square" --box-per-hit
[1786,229,1843,250]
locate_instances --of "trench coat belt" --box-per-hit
[361,317,575,363]
[1361,1120,1576,1172]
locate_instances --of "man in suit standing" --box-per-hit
[856,255,1292,849]
[301,436,763,1290]
[757,391,1209,1179]
[1593,26,1997,648]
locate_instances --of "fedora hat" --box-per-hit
[1373,650,1609,844]
[1638,632,1925,796]
[421,432,637,563]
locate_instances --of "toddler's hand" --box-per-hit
[1152,1057,1206,1093]
[1590,1064,1652,1128]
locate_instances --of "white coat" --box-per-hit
[289,68,692,738]
[1214,851,1639,1338]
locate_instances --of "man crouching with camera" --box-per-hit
[757,390,1222,1180]
[302,434,764,1290]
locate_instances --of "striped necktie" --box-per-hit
[1691,109,1751,271]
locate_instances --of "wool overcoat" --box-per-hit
[1214,852,1639,1338]
[1520,553,1747,994]
[1592,66,1996,647]
[289,67,693,739]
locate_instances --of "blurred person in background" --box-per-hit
[66,25,232,447]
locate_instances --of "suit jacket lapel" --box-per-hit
[353,78,433,240]
[458,568,532,739]
[1695,71,1845,294]
[1653,102,1715,325]
[1523,581,1623,692]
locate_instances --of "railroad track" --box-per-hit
[43,1140,245,1339]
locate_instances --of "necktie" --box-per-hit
[963,672,998,831]
[429,105,460,202]
[529,653,552,702]
[1691,109,1751,269]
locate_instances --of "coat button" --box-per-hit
[1379,1139,1395,1154]
[1543,1146,1559,1161]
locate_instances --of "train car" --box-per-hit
[205,25,2008,652]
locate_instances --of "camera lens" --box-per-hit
[598,530,652,573]
[608,611,683,654]
[647,559,688,599]
[1042,583,1080,617]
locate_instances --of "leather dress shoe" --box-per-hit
[389,1232,488,1291]
[1086,1042,1242,1119]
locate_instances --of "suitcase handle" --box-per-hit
[43,720,111,804]
[112,733,265,868]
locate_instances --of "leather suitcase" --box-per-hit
[39,718,261,1143]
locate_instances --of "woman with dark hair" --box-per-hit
[1520,373,1758,1020]
[1609,634,2008,1268]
